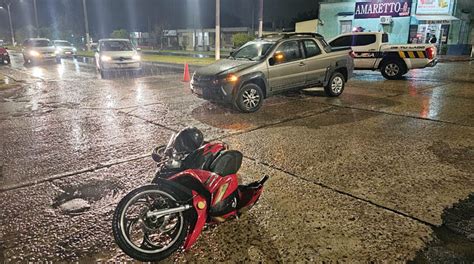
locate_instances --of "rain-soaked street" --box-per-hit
[1,52,473,262]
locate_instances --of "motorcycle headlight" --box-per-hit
[101,55,112,62]
[132,54,141,61]
[29,50,40,57]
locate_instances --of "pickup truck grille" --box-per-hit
[192,75,214,86]
[113,57,133,61]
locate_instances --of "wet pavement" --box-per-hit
[0,52,473,262]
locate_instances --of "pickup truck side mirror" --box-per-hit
[269,57,275,66]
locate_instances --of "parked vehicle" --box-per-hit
[22,38,58,65]
[0,46,10,65]
[328,32,438,80]
[191,33,354,113]
[94,39,142,78]
[53,40,77,59]
[112,127,269,262]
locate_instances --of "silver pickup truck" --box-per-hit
[191,33,354,113]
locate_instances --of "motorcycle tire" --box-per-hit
[112,184,191,262]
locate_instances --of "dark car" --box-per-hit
[0,46,10,65]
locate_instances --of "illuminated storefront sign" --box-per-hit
[354,0,412,19]
[416,0,453,15]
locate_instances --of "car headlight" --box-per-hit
[72,48,77,52]
[101,55,112,62]
[132,54,141,61]
[54,50,60,55]
[29,50,40,57]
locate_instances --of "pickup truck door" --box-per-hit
[351,34,379,69]
[302,39,331,86]
[267,40,307,92]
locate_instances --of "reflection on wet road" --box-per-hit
[0,52,473,262]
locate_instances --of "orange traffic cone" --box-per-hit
[183,63,191,82]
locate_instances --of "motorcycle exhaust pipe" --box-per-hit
[146,204,192,218]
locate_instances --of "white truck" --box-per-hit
[329,32,438,80]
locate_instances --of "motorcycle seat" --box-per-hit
[209,150,243,176]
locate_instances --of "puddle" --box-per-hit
[52,181,119,215]
[410,194,474,263]
[429,142,474,173]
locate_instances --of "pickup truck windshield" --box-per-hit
[55,41,72,46]
[101,41,133,51]
[28,40,53,47]
[231,42,274,61]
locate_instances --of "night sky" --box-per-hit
[0,0,319,39]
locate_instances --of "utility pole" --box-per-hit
[258,0,263,37]
[33,0,39,37]
[2,3,16,46]
[215,0,220,60]
[82,0,90,51]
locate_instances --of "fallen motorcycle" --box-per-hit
[112,127,269,262]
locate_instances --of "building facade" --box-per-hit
[162,27,252,51]
[318,0,472,55]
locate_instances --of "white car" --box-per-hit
[22,38,58,65]
[329,32,437,79]
[95,39,142,78]
[53,40,77,58]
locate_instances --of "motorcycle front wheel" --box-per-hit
[112,184,191,262]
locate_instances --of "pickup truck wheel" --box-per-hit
[234,83,264,113]
[381,60,405,80]
[324,72,345,97]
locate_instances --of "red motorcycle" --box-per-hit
[112,128,269,262]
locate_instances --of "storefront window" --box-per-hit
[340,21,352,34]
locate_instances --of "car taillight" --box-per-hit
[426,47,435,60]
[349,50,356,58]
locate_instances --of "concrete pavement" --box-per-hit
[0,53,473,262]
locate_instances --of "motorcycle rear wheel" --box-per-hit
[112,184,190,262]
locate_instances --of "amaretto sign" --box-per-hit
[354,0,412,19]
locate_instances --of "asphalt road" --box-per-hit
[0,53,473,262]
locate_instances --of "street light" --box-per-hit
[258,0,263,37]
[0,2,16,46]
[215,0,220,60]
[82,0,90,51]
[33,0,38,37]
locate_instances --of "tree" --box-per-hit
[232,33,255,48]
[110,29,129,39]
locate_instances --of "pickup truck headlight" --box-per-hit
[226,74,239,83]
[132,54,141,61]
[29,50,40,57]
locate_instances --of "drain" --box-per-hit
[53,181,119,215]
